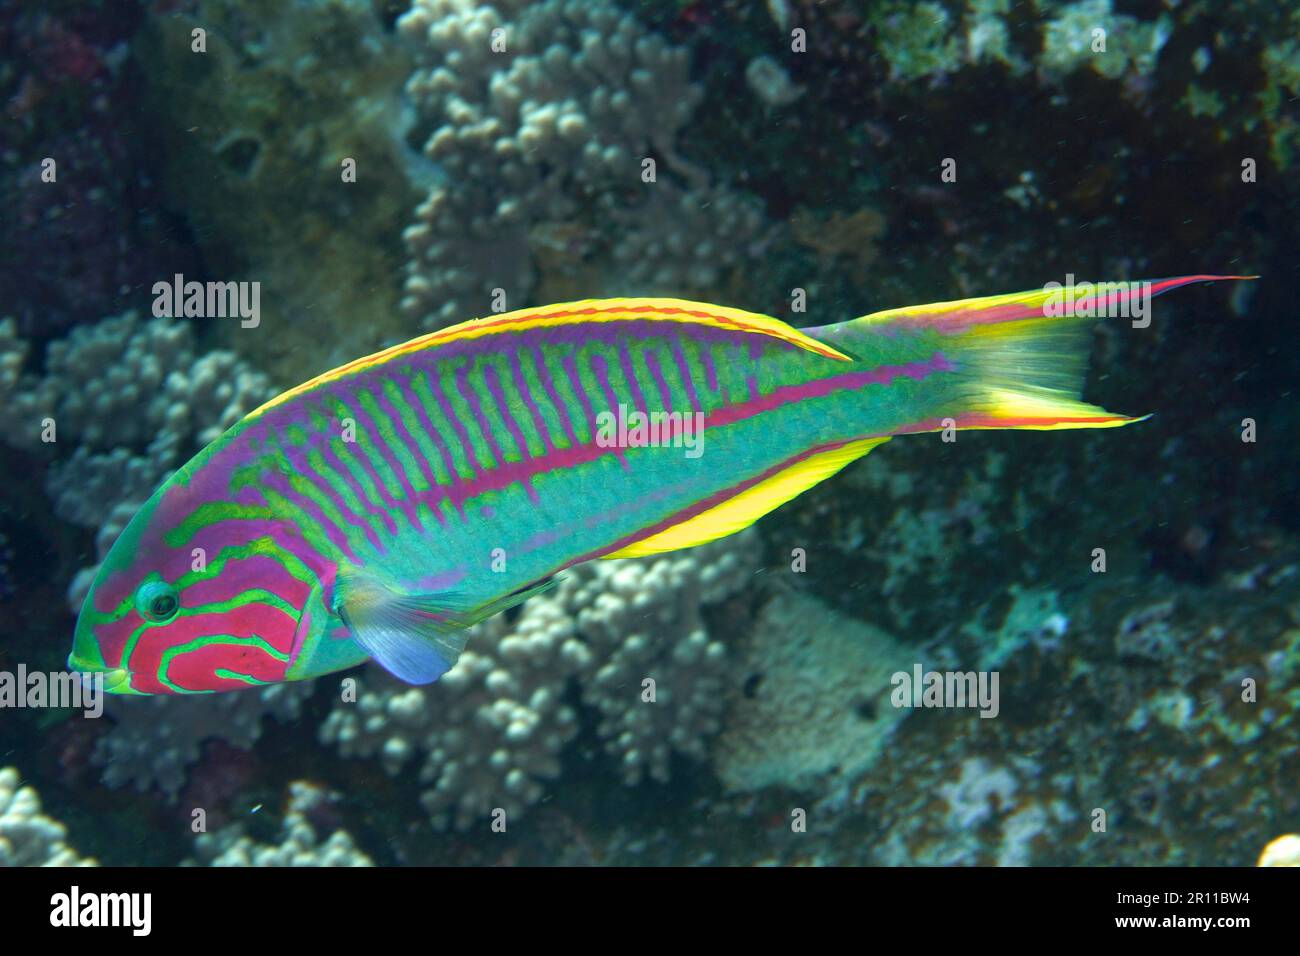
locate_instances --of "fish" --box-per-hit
[68,275,1248,695]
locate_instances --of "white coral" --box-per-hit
[92,682,315,799]
[0,311,277,609]
[321,532,757,828]
[193,781,372,867]
[398,0,770,329]
[0,767,97,867]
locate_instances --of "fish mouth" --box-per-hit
[66,656,134,694]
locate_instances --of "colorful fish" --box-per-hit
[68,276,1246,695]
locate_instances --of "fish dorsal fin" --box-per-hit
[245,298,850,421]
[422,299,853,362]
[335,573,558,685]
[605,437,890,559]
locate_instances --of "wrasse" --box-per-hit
[69,276,1247,695]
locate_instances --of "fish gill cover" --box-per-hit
[0,0,1295,872]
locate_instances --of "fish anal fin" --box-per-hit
[605,437,889,559]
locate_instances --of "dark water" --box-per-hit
[0,0,1297,868]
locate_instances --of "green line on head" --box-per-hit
[159,634,290,693]
[163,501,275,549]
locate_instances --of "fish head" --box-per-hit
[69,455,321,695]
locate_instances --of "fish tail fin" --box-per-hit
[937,301,1140,432]
[847,275,1255,431]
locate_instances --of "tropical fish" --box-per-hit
[68,276,1245,695]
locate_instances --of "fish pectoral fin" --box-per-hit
[335,573,560,685]
[336,574,473,685]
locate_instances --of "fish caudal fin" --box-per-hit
[940,310,1139,431]
[858,275,1255,431]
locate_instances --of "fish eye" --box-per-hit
[135,578,180,624]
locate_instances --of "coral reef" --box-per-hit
[398,0,772,329]
[92,682,315,800]
[0,4,196,338]
[321,532,756,829]
[744,55,803,107]
[789,207,886,275]
[320,605,586,831]
[132,0,418,386]
[713,590,912,795]
[1258,6,1300,170]
[729,565,1300,866]
[0,312,276,609]
[870,2,965,81]
[1038,0,1171,80]
[0,767,96,866]
[570,535,754,784]
[0,0,1295,870]
[191,781,373,866]
[921,755,1077,867]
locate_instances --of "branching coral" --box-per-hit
[321,532,758,829]
[398,0,772,329]
[0,312,276,609]
[191,780,372,867]
[92,683,315,800]
[0,767,96,866]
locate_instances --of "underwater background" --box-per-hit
[0,0,1297,866]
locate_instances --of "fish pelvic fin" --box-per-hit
[859,275,1254,431]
